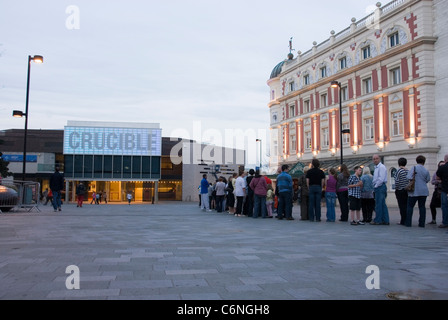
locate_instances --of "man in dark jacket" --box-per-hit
[436,154,448,228]
[50,165,64,212]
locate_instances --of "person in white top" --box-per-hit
[234,171,246,216]
[371,154,390,225]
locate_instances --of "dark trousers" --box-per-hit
[430,190,441,221]
[243,193,254,216]
[277,192,292,219]
[395,189,408,225]
[216,195,225,212]
[337,190,349,221]
[361,198,375,222]
[406,196,427,227]
[235,196,244,215]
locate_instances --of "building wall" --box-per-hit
[267,0,446,206]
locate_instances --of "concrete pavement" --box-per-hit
[0,201,447,300]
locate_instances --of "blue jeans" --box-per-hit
[374,184,389,224]
[277,192,292,219]
[216,195,224,212]
[52,190,62,210]
[406,196,427,227]
[326,192,337,222]
[308,185,322,221]
[253,194,267,218]
[440,192,448,226]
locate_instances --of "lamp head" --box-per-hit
[13,110,25,118]
[31,55,44,64]
[330,80,340,88]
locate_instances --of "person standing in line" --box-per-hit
[297,166,309,220]
[336,164,350,222]
[436,154,448,228]
[215,177,226,213]
[394,158,409,225]
[325,168,338,222]
[360,166,375,223]
[76,182,86,208]
[226,176,235,214]
[371,154,390,225]
[49,165,64,212]
[250,170,268,218]
[405,155,430,227]
[348,166,364,225]
[428,161,444,224]
[266,184,274,218]
[276,164,294,220]
[234,171,246,217]
[244,169,255,217]
[306,159,326,222]
[200,174,211,212]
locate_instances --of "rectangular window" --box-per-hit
[363,77,372,94]
[94,155,103,178]
[103,155,112,178]
[322,128,329,148]
[113,156,122,178]
[305,131,312,150]
[364,118,375,141]
[123,156,132,179]
[339,57,347,70]
[74,155,83,178]
[289,82,294,92]
[142,157,151,178]
[342,123,350,144]
[132,156,141,179]
[84,155,93,178]
[289,105,295,118]
[390,67,401,85]
[392,111,403,136]
[290,135,296,153]
[389,32,399,47]
[151,156,161,176]
[362,46,371,59]
[321,94,327,107]
[64,155,74,177]
[341,86,348,102]
[320,67,327,78]
[304,100,310,113]
[304,74,310,85]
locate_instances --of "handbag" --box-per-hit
[405,167,416,192]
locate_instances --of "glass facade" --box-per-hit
[64,155,161,180]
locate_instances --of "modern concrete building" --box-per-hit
[267,0,447,204]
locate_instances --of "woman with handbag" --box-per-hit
[405,155,431,227]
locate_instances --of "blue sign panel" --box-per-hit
[2,155,38,162]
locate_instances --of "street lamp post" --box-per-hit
[330,80,346,165]
[256,139,262,171]
[12,55,44,181]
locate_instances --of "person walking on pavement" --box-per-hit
[371,154,390,225]
[405,155,430,227]
[76,182,86,208]
[49,164,64,212]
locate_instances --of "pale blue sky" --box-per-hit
[0,0,378,165]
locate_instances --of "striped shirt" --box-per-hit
[394,168,409,191]
[348,174,361,199]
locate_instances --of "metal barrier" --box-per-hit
[0,180,41,213]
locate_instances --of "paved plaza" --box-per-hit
[0,200,447,300]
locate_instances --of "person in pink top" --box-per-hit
[325,168,338,222]
[250,170,268,218]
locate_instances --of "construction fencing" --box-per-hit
[0,180,41,213]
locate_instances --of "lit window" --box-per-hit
[390,67,401,85]
[364,118,375,141]
[322,128,329,148]
[389,32,400,47]
[392,111,403,136]
[305,131,312,150]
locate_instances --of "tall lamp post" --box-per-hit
[12,55,44,181]
[256,139,262,171]
[330,80,350,165]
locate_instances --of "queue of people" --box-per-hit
[199,153,448,230]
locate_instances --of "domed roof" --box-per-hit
[270,61,285,79]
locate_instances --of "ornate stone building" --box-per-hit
[267,0,447,203]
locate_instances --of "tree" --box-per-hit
[0,139,13,179]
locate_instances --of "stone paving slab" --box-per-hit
[0,201,447,300]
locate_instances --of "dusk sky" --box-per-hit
[1,0,378,166]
